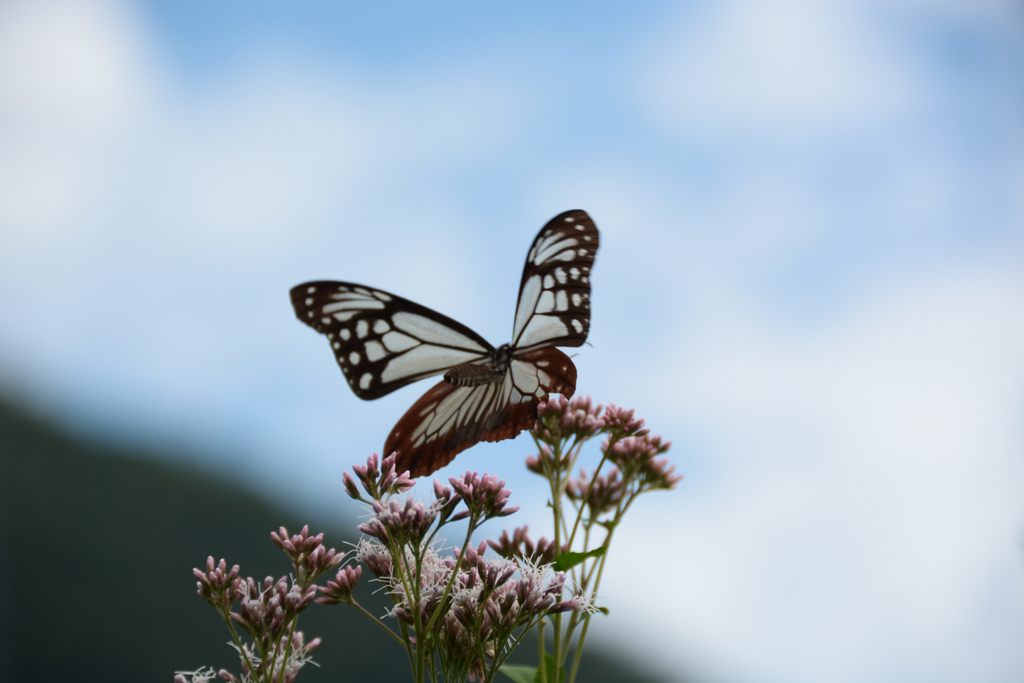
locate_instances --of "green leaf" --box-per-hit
[553,546,606,571]
[499,665,537,683]
[500,654,568,683]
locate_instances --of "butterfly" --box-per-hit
[290,209,598,477]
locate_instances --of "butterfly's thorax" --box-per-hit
[444,344,513,387]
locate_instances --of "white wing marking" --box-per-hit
[393,311,489,350]
[382,331,418,353]
[381,346,484,383]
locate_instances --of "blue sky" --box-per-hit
[1,1,1022,682]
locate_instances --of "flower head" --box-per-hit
[316,564,363,604]
[535,395,605,443]
[355,538,393,578]
[602,404,647,436]
[358,497,437,545]
[449,472,518,521]
[345,452,415,502]
[193,556,240,610]
[270,525,343,580]
[232,575,316,637]
[604,433,681,491]
[566,467,626,518]
[488,526,562,565]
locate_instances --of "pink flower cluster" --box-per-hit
[604,433,681,491]
[527,396,681,534]
[343,452,415,502]
[383,541,576,680]
[188,526,344,683]
[359,497,438,545]
[488,525,564,565]
[271,524,344,580]
[448,471,518,521]
[316,564,363,605]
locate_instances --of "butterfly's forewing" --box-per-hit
[385,347,577,476]
[290,281,493,400]
[511,209,599,352]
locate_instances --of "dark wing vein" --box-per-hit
[511,209,599,352]
[290,281,493,399]
[385,347,577,476]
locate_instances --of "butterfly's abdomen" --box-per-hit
[444,362,505,387]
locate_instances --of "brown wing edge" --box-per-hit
[385,347,578,477]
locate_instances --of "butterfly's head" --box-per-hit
[491,343,513,368]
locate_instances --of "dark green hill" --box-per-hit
[0,398,667,682]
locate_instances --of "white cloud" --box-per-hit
[600,262,1024,683]
[637,0,928,139]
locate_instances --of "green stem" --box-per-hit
[272,615,299,683]
[536,620,548,683]
[350,598,406,646]
[220,608,258,678]
[388,539,423,683]
[424,516,477,636]
[566,493,640,683]
[565,441,615,550]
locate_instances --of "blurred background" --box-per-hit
[1,1,1022,681]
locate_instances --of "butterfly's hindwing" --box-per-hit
[512,209,599,351]
[290,281,493,399]
[385,347,577,476]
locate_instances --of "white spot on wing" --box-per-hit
[373,319,390,334]
[359,373,372,390]
[382,331,418,353]
[512,275,541,341]
[323,299,384,313]
[534,237,578,265]
[536,290,555,313]
[518,316,570,348]
[511,360,539,395]
[349,351,361,364]
[365,340,386,362]
[556,290,568,311]
[356,320,369,338]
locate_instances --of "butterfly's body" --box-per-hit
[445,346,511,387]
[291,210,598,476]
